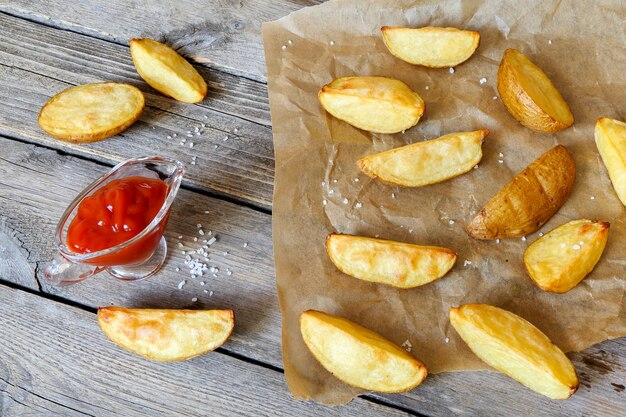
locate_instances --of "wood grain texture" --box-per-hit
[0,0,323,82]
[0,285,410,417]
[1,136,625,416]
[0,59,275,209]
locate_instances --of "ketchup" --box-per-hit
[67,176,168,256]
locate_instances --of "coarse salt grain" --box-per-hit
[173,133,177,137]
[243,242,248,247]
[499,152,504,158]
[445,337,450,343]
[178,235,183,239]
[449,67,455,74]
[288,39,293,45]
[189,142,194,148]
[573,244,581,250]
[493,96,498,100]
[355,202,362,209]
[342,198,349,205]
[322,199,327,206]
[199,229,205,235]
[521,236,526,241]
[210,291,214,296]
[425,85,430,90]
[328,189,334,195]
[391,193,396,199]
[197,223,202,228]
[330,40,335,45]
[590,196,595,200]
[223,251,229,256]
[178,280,186,289]
[479,77,487,84]
[175,267,180,272]
[401,340,412,352]
[548,39,552,45]
[354,178,359,182]
[464,260,472,266]
[539,232,544,237]
[498,159,504,164]
[200,281,205,286]
[192,297,198,302]
[449,219,455,225]
[496,239,501,244]
[281,45,286,50]
[208,237,217,245]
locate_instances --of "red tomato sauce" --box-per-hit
[67,176,168,258]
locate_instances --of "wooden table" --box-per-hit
[0,1,623,415]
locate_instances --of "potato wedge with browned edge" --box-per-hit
[326,234,456,288]
[595,117,626,206]
[467,145,575,240]
[498,49,573,132]
[524,220,609,293]
[98,307,234,361]
[358,130,488,187]
[381,26,480,68]
[300,310,428,392]
[38,83,144,143]
[131,38,207,103]
[450,304,578,400]
[319,76,424,134]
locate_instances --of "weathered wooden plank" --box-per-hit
[0,135,282,367]
[0,0,322,82]
[0,63,274,209]
[0,13,271,127]
[2,137,625,416]
[0,285,410,417]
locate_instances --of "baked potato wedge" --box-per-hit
[595,117,626,206]
[358,130,488,187]
[319,76,424,134]
[497,49,573,132]
[300,310,428,392]
[524,219,609,293]
[38,83,144,143]
[130,38,207,103]
[450,304,578,400]
[467,145,575,240]
[98,307,234,361]
[381,26,480,68]
[326,234,456,288]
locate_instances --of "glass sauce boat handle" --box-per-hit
[44,254,104,286]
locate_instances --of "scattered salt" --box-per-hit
[200,281,205,286]
[448,219,455,225]
[322,199,327,206]
[208,237,217,245]
[498,152,504,158]
[493,96,498,100]
[204,210,210,214]
[464,260,472,267]
[391,193,396,199]
[355,202,362,209]
[496,239,501,244]
[590,196,595,200]
[197,223,202,228]
[243,242,248,248]
[401,339,412,352]
[445,337,450,343]
[342,198,349,205]
[449,67,455,74]
[498,159,504,164]
[474,165,479,170]
[223,251,229,256]
[354,178,359,182]
[209,291,214,296]
[539,232,544,237]
[479,77,487,84]
[330,40,335,45]
[177,280,186,290]
[328,189,334,195]
[175,267,180,272]
[425,85,430,90]
[287,39,293,45]
[173,133,177,137]
[548,39,552,45]
[199,229,205,235]
[281,45,287,50]
[521,236,526,241]
[192,297,198,302]
[178,235,183,239]
[189,142,194,148]
[573,244,581,250]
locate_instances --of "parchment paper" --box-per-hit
[263,0,626,405]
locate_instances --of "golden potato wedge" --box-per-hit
[326,234,456,288]
[524,220,609,293]
[38,83,144,143]
[595,117,626,206]
[497,49,573,132]
[98,307,234,361]
[467,145,575,240]
[300,310,428,392]
[381,26,480,68]
[319,76,424,134]
[130,38,207,103]
[358,130,488,187]
[450,304,578,400]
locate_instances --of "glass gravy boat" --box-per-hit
[44,157,184,286]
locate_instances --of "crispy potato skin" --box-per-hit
[38,82,145,143]
[381,26,480,68]
[595,117,626,206]
[467,145,575,240]
[318,76,424,134]
[450,304,579,400]
[358,130,487,187]
[326,234,456,288]
[98,307,234,361]
[497,49,573,132]
[130,38,207,103]
[300,310,428,393]
[523,220,609,293]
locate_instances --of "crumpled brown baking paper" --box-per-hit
[263,0,626,405]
